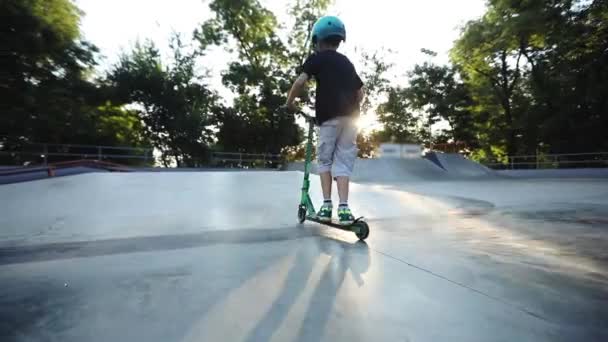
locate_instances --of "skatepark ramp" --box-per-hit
[0,160,132,185]
[424,152,494,177]
[287,157,452,183]
[351,158,448,182]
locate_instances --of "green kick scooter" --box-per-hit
[296,114,370,240]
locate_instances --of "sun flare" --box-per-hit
[356,114,380,133]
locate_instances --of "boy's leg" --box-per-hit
[320,172,332,200]
[336,176,349,203]
[333,117,358,224]
[316,119,340,221]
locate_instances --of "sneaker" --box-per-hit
[316,204,332,222]
[338,206,355,225]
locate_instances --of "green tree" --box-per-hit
[287,0,332,69]
[357,133,380,158]
[108,37,219,166]
[95,103,148,147]
[358,49,393,114]
[1,0,93,141]
[518,0,608,153]
[1,0,148,164]
[196,0,332,155]
[452,10,525,157]
[356,48,406,152]
[375,88,421,144]
[452,0,608,160]
[403,62,476,147]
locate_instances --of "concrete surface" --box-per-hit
[1,170,608,341]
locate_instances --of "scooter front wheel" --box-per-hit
[297,205,307,224]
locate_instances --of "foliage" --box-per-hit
[357,133,380,158]
[4,0,607,168]
[107,37,219,167]
[358,49,393,114]
[95,103,147,146]
[373,0,607,162]
[451,0,608,159]
[194,0,329,155]
[1,0,148,164]
[404,63,476,147]
[375,87,421,144]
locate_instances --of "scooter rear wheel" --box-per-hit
[297,205,307,224]
[354,221,370,240]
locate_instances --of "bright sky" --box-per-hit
[76,0,487,131]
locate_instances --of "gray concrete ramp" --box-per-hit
[351,157,447,182]
[288,157,448,183]
[425,152,495,177]
[1,171,608,341]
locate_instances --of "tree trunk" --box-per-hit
[499,50,517,156]
[174,152,181,167]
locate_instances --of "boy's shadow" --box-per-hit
[243,236,370,342]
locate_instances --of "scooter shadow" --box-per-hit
[242,235,370,342]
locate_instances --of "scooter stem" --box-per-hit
[300,116,316,215]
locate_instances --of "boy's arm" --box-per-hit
[286,73,310,109]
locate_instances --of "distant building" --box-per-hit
[377,143,422,159]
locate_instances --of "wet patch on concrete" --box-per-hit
[504,204,608,226]
[0,226,322,265]
[382,185,497,218]
[442,196,496,217]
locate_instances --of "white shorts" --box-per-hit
[317,116,358,177]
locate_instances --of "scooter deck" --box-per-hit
[305,215,365,232]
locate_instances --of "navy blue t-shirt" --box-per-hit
[302,50,363,124]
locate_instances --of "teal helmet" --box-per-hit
[311,16,346,44]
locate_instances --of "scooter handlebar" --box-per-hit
[279,105,315,123]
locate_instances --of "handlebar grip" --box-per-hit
[279,105,315,123]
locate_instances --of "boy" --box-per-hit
[286,15,364,225]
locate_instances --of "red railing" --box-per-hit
[0,159,132,178]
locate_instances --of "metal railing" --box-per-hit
[0,141,285,169]
[210,152,284,169]
[0,142,153,166]
[0,159,133,176]
[484,152,608,169]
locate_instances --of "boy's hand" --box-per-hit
[285,73,309,113]
[285,101,299,113]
